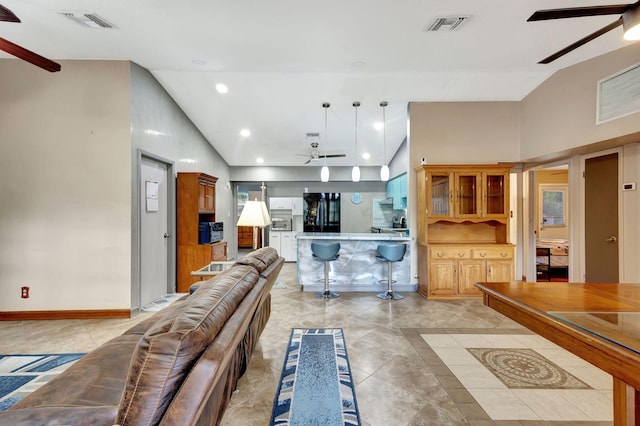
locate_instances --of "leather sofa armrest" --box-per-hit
[0,406,118,426]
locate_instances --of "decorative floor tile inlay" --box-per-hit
[467,348,591,389]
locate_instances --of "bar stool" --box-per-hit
[311,242,340,299]
[376,243,407,300]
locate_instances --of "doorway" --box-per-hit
[534,166,570,282]
[138,152,175,309]
[584,152,619,282]
[236,183,267,258]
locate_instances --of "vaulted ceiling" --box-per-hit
[1,0,635,166]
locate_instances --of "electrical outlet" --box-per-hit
[21,286,29,298]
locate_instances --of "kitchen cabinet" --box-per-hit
[423,244,514,298]
[385,173,407,210]
[269,231,297,261]
[292,197,303,216]
[415,164,514,299]
[270,197,293,210]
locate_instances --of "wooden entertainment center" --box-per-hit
[415,164,514,299]
[176,172,227,292]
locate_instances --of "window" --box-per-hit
[540,184,567,227]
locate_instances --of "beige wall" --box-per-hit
[408,101,521,166]
[0,60,132,311]
[521,43,640,160]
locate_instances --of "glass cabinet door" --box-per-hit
[428,173,452,217]
[484,172,508,217]
[455,172,481,217]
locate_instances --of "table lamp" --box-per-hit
[237,200,271,249]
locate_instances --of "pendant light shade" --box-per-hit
[352,101,361,182]
[380,101,389,182]
[321,165,330,182]
[321,102,330,182]
[380,164,390,181]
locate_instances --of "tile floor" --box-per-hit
[0,262,614,425]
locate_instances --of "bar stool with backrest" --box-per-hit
[311,242,340,299]
[375,243,407,300]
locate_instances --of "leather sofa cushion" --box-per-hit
[116,265,259,426]
[233,247,279,273]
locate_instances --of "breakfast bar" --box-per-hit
[296,232,414,293]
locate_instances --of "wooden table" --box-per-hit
[475,281,640,426]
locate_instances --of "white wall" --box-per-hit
[0,60,132,311]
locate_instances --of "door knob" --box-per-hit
[606,235,617,243]
[164,233,170,239]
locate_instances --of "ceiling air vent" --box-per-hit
[425,16,469,32]
[59,12,116,29]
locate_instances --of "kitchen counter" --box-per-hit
[296,232,414,292]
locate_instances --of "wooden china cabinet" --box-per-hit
[176,172,227,292]
[415,164,514,299]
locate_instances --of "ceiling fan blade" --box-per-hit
[528,4,631,21]
[324,154,347,158]
[0,4,20,22]
[538,18,623,64]
[0,38,61,72]
[304,158,311,164]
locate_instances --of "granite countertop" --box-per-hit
[296,232,410,241]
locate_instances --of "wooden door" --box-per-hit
[458,260,484,295]
[428,261,457,296]
[585,153,619,282]
[483,172,509,218]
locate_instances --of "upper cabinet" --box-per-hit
[386,173,407,210]
[197,176,216,213]
[424,167,509,221]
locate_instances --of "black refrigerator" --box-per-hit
[303,193,340,233]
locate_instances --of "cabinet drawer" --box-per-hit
[473,246,513,260]
[211,242,227,261]
[429,247,471,259]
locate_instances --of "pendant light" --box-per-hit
[379,101,390,182]
[352,101,361,182]
[320,102,330,182]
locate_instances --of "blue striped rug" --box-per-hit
[270,328,360,426]
[0,353,85,411]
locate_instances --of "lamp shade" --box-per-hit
[237,200,272,227]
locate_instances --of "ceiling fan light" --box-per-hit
[321,165,330,182]
[352,165,360,182]
[623,7,640,40]
[380,164,390,182]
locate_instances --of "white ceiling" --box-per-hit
[1,0,635,166]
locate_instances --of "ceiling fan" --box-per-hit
[297,142,346,165]
[528,1,640,63]
[0,4,61,72]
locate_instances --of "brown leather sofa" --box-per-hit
[0,247,284,426]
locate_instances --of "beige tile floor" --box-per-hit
[0,262,614,425]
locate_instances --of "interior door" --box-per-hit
[140,156,170,306]
[585,153,619,282]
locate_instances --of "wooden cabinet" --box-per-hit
[415,164,514,299]
[422,244,514,298]
[177,172,224,292]
[238,226,260,249]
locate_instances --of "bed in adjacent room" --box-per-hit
[536,238,569,281]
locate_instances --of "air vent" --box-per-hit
[425,16,469,32]
[59,12,116,29]
[597,63,640,124]
[306,132,320,138]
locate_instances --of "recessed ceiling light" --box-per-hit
[216,83,228,94]
[256,157,264,164]
[362,153,370,160]
[373,121,384,130]
[240,129,251,137]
